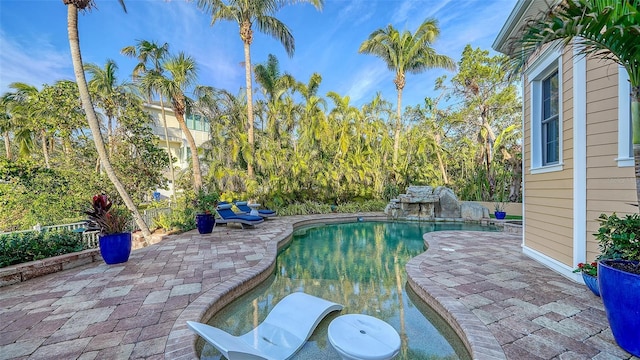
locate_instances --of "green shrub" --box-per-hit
[595,213,640,261]
[153,208,196,233]
[277,200,386,216]
[0,230,88,268]
[382,183,400,201]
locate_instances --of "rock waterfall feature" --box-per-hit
[384,186,489,221]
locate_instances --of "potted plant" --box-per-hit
[493,202,507,220]
[85,194,132,265]
[193,189,218,234]
[595,213,640,356]
[572,261,599,297]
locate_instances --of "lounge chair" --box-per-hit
[234,201,277,218]
[215,203,264,229]
[187,292,343,360]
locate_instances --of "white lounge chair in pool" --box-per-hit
[187,292,343,360]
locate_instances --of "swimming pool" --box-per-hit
[199,221,496,359]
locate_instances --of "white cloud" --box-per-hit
[392,0,453,29]
[0,30,72,93]
[338,0,375,26]
[344,64,390,103]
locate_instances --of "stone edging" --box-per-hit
[165,214,505,359]
[406,232,507,359]
[0,249,101,287]
[0,232,168,288]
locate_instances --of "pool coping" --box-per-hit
[164,214,505,359]
[406,233,507,360]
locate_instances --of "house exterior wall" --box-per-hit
[494,0,636,281]
[522,47,575,267]
[521,45,635,278]
[584,63,636,262]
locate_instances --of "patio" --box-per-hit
[0,214,636,360]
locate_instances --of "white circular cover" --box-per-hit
[328,314,401,360]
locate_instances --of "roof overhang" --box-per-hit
[492,0,561,56]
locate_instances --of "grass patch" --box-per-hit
[490,214,523,220]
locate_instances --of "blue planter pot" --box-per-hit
[196,213,215,234]
[581,273,600,297]
[99,232,132,265]
[494,211,506,220]
[599,260,640,356]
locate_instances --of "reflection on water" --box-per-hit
[202,221,493,359]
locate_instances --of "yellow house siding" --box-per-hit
[522,47,575,267]
[584,63,636,262]
[494,0,636,278]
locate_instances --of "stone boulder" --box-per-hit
[460,201,490,221]
[384,199,401,218]
[434,186,461,218]
[399,186,439,204]
[385,186,488,221]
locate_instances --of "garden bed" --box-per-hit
[0,249,101,287]
[0,230,168,288]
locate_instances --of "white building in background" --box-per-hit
[144,102,210,199]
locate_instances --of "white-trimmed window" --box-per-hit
[542,71,560,165]
[618,68,633,167]
[528,47,563,173]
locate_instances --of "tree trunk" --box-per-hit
[393,86,402,166]
[244,40,255,178]
[107,115,113,157]
[3,131,11,160]
[436,149,448,185]
[66,4,151,241]
[159,97,177,202]
[632,89,640,208]
[174,108,202,192]
[41,130,50,168]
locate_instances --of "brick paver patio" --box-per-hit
[0,213,637,359]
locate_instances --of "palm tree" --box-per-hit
[254,54,295,141]
[295,73,327,152]
[359,18,456,167]
[0,94,13,159]
[143,52,203,192]
[515,0,639,205]
[62,0,151,241]
[3,83,39,161]
[195,0,324,178]
[121,40,177,201]
[85,59,134,157]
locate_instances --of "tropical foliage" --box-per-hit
[196,0,324,178]
[63,0,152,239]
[0,3,522,232]
[359,18,456,166]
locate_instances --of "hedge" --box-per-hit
[0,230,88,268]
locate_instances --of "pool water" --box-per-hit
[201,221,495,359]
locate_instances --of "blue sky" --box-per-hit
[0,0,517,109]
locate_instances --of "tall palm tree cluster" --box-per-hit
[0,0,523,232]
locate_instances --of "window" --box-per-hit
[542,71,559,165]
[527,47,563,173]
[186,113,210,132]
[618,68,633,166]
